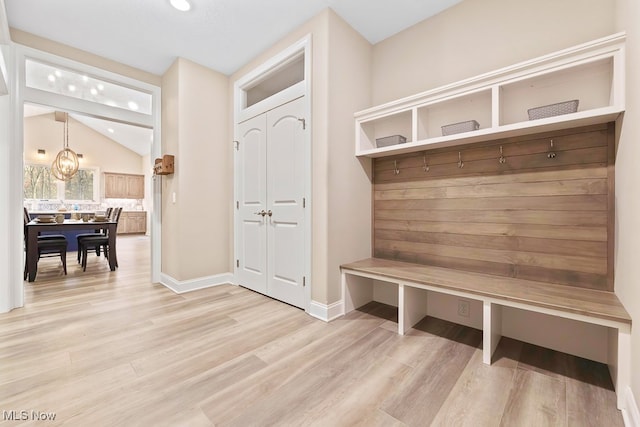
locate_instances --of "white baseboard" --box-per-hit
[160,272,234,294]
[308,299,343,322]
[623,386,640,427]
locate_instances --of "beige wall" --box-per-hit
[161,58,230,281]
[230,9,373,305]
[161,60,180,279]
[325,11,373,304]
[615,0,640,413]
[10,29,161,86]
[372,0,617,105]
[23,113,144,193]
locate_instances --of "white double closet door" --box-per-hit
[236,97,307,309]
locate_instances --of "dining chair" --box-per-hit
[23,207,69,279]
[78,207,122,271]
[24,207,66,241]
[76,207,115,263]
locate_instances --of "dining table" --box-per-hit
[25,218,118,282]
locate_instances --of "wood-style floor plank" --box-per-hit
[0,236,623,426]
[430,350,515,427]
[381,321,483,425]
[499,369,566,426]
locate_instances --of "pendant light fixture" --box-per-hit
[51,111,79,181]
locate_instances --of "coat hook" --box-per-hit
[423,154,429,172]
[547,139,556,159]
[458,152,464,169]
[499,146,506,164]
[394,160,400,175]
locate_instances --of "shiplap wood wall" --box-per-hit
[373,123,614,291]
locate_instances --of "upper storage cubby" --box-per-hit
[417,89,492,140]
[359,109,412,151]
[355,33,625,158]
[499,58,613,126]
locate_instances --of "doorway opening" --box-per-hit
[10,44,161,307]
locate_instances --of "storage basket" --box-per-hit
[528,100,579,120]
[441,120,480,136]
[376,135,407,148]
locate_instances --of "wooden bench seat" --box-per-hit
[340,257,632,409]
[341,258,631,325]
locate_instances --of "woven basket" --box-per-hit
[376,135,407,148]
[528,100,579,120]
[441,120,480,136]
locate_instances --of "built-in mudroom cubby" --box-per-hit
[342,33,631,409]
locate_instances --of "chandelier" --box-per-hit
[51,112,79,181]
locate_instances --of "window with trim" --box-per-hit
[24,164,96,201]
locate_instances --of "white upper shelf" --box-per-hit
[355,32,626,158]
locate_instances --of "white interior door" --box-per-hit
[236,113,267,294]
[235,96,307,309]
[266,97,306,308]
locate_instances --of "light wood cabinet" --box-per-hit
[125,175,145,198]
[117,211,147,234]
[355,33,625,158]
[104,173,145,199]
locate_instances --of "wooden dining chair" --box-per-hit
[24,207,66,240]
[78,207,122,271]
[76,207,115,263]
[23,207,69,279]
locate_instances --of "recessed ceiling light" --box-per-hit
[97,84,104,91]
[68,84,76,92]
[170,0,191,12]
[54,70,62,77]
[82,75,89,83]
[47,74,56,82]
[90,88,98,95]
[107,128,115,134]
[127,101,139,111]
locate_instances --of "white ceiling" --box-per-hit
[8,0,463,155]
[4,0,462,76]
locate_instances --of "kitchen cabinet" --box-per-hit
[104,173,145,199]
[117,211,147,234]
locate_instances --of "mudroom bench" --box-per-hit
[340,257,632,408]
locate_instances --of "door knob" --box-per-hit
[254,210,266,217]
[267,210,272,217]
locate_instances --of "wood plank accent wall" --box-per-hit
[373,123,615,291]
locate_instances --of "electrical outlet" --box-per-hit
[458,299,470,317]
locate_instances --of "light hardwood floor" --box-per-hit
[1,236,623,426]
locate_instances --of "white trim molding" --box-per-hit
[308,300,343,322]
[0,0,10,45]
[623,386,640,427]
[160,272,234,294]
